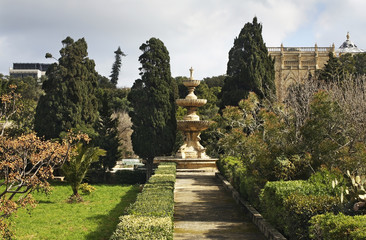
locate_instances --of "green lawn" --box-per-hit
[13,182,139,240]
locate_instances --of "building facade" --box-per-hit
[268,33,364,101]
[268,44,335,101]
[9,63,51,79]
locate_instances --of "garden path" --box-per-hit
[174,171,266,240]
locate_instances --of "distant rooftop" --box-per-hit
[336,32,364,54]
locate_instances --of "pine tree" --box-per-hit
[128,37,177,179]
[110,47,126,86]
[95,89,121,174]
[34,37,99,139]
[220,17,276,108]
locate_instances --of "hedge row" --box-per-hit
[110,162,176,240]
[217,156,265,208]
[310,213,366,240]
[260,173,343,240]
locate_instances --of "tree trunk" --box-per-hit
[145,157,154,181]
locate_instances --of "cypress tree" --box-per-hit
[220,17,276,108]
[128,37,177,179]
[34,37,98,139]
[110,47,126,86]
[95,89,121,175]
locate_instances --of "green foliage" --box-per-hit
[62,143,106,198]
[317,52,366,82]
[111,162,176,240]
[0,76,43,136]
[114,170,146,184]
[195,81,220,120]
[260,169,345,239]
[110,47,126,86]
[301,90,346,169]
[220,16,276,108]
[353,52,366,75]
[310,213,366,240]
[95,88,122,173]
[110,215,172,240]
[35,37,99,139]
[79,183,96,195]
[128,38,177,179]
[284,194,340,240]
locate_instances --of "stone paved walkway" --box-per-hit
[174,171,266,239]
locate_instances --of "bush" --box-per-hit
[110,215,172,240]
[114,170,146,185]
[79,183,96,195]
[110,162,176,240]
[284,194,340,240]
[218,156,266,208]
[310,213,366,240]
[260,178,343,240]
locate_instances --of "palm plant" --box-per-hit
[62,143,106,200]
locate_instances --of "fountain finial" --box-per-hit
[189,67,194,80]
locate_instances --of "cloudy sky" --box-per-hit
[1,0,365,87]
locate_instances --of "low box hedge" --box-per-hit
[110,215,172,240]
[114,170,146,184]
[310,213,366,240]
[260,178,342,240]
[110,162,176,240]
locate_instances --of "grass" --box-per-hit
[12,182,139,240]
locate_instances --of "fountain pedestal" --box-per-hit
[155,68,217,170]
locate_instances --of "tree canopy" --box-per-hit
[34,37,99,139]
[220,17,276,108]
[128,37,177,178]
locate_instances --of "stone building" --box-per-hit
[268,44,334,101]
[268,33,364,101]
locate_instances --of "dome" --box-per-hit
[336,32,364,54]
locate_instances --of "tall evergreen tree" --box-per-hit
[110,47,126,86]
[95,89,121,174]
[34,37,99,139]
[128,37,177,179]
[220,17,275,108]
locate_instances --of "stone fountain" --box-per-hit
[155,68,217,169]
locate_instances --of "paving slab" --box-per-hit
[174,171,266,240]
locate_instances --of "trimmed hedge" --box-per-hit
[217,156,265,208]
[260,180,342,240]
[114,170,146,184]
[310,213,366,240]
[110,162,176,240]
[110,215,172,240]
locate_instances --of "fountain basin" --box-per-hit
[176,99,207,107]
[177,120,212,131]
[182,79,201,88]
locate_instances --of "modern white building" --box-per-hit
[9,63,51,79]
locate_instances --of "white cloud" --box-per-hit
[0,0,365,86]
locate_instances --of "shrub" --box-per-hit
[218,156,265,208]
[310,213,366,240]
[260,177,343,240]
[79,183,96,195]
[114,170,146,185]
[110,215,172,240]
[284,194,340,240]
[110,162,176,240]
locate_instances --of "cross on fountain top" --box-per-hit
[189,67,194,80]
